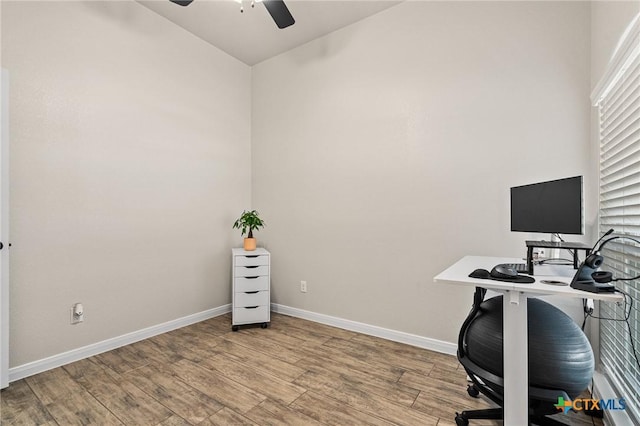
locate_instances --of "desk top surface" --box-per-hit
[434,255,623,302]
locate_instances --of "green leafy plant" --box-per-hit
[233,210,265,238]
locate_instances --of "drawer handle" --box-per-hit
[244,276,259,279]
[244,255,259,258]
[245,306,259,309]
[245,265,259,269]
[245,291,259,294]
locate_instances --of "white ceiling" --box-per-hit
[138,0,401,65]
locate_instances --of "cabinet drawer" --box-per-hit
[235,290,269,307]
[234,265,269,277]
[235,254,269,267]
[234,275,269,292]
[233,305,270,325]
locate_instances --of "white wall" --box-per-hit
[0,0,610,369]
[2,1,251,367]
[252,1,592,343]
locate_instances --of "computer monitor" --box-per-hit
[510,176,583,235]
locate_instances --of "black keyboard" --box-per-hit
[499,263,528,273]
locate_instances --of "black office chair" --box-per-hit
[454,287,594,426]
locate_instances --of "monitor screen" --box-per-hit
[510,176,583,235]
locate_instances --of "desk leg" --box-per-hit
[503,291,529,425]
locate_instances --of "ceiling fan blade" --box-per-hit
[263,0,295,29]
[169,0,194,6]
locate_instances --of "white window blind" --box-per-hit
[596,14,640,424]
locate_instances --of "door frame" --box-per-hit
[1,68,10,389]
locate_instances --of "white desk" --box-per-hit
[434,256,623,425]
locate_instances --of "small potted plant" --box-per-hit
[233,210,265,251]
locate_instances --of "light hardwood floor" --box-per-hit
[1,313,602,425]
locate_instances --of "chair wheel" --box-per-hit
[455,413,469,426]
[261,323,268,329]
[232,325,239,332]
[467,384,480,398]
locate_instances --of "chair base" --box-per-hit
[454,408,569,426]
[455,408,502,425]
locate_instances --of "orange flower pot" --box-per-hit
[243,238,257,251]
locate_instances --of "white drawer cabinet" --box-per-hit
[232,248,270,331]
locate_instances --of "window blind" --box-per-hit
[596,14,640,423]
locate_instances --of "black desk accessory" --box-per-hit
[568,230,638,294]
[570,262,615,293]
[525,240,591,275]
[469,267,535,284]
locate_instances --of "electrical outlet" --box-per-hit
[70,308,82,324]
[300,280,307,293]
[585,299,595,315]
[70,303,84,324]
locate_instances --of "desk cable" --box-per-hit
[537,258,573,266]
[582,289,640,372]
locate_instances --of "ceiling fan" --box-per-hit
[169,0,295,29]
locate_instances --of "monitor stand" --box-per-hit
[525,240,591,275]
